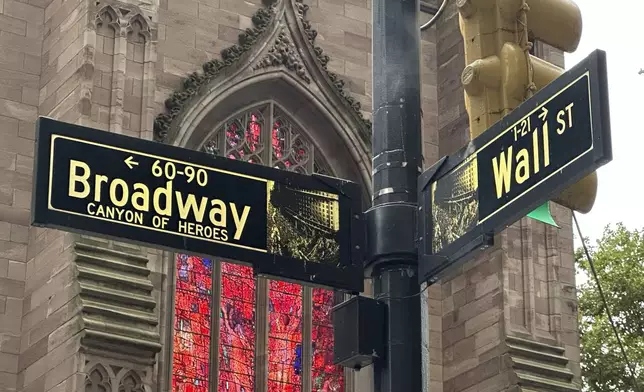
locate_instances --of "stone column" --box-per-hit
[435,1,582,391]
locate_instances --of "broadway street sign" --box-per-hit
[32,117,365,292]
[418,49,613,283]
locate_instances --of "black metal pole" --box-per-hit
[366,0,422,390]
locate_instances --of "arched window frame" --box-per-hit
[170,99,351,392]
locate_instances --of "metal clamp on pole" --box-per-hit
[365,203,417,267]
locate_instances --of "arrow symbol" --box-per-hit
[124,156,139,169]
[538,106,548,121]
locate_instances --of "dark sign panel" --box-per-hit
[419,49,612,283]
[32,117,364,292]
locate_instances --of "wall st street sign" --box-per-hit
[418,49,613,283]
[32,117,365,292]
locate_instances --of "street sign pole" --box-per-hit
[365,0,422,389]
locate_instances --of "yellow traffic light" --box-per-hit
[457,0,598,213]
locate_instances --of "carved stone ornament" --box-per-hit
[94,3,153,37]
[118,371,146,392]
[294,0,373,137]
[153,1,277,142]
[85,364,111,392]
[153,0,373,144]
[253,27,310,83]
[75,240,161,360]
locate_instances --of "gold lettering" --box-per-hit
[515,149,530,185]
[153,181,173,216]
[532,129,540,174]
[565,102,574,128]
[94,175,108,202]
[87,202,96,215]
[105,206,116,220]
[230,204,251,240]
[132,183,150,212]
[209,200,226,227]
[556,103,574,135]
[492,146,513,199]
[115,206,125,220]
[215,227,224,241]
[542,122,550,168]
[124,210,143,224]
[68,160,91,199]
[110,179,129,207]
[182,222,226,241]
[176,193,208,223]
[178,220,189,233]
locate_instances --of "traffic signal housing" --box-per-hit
[458,0,598,213]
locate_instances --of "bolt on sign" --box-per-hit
[418,49,613,283]
[31,117,365,292]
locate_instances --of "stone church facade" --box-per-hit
[0,0,582,391]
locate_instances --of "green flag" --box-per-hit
[527,202,559,227]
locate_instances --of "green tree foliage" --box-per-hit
[576,223,644,391]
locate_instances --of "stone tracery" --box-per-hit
[127,13,151,43]
[153,0,372,145]
[153,4,277,142]
[85,364,112,392]
[172,102,345,392]
[118,371,146,392]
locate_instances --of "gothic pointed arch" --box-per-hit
[156,3,372,392]
[169,97,360,392]
[126,13,151,43]
[85,364,113,392]
[96,5,120,37]
[153,0,372,167]
[170,71,370,194]
[116,369,146,392]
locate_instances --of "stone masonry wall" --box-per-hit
[435,1,581,390]
[0,0,444,390]
[17,0,90,389]
[1,1,162,392]
[0,0,45,390]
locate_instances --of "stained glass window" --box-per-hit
[268,281,303,392]
[172,101,346,392]
[312,289,344,392]
[272,111,312,173]
[173,255,213,392]
[219,263,256,392]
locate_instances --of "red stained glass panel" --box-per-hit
[225,112,263,164]
[312,288,344,392]
[186,104,344,392]
[271,117,310,173]
[219,262,256,392]
[268,281,303,392]
[173,255,213,392]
